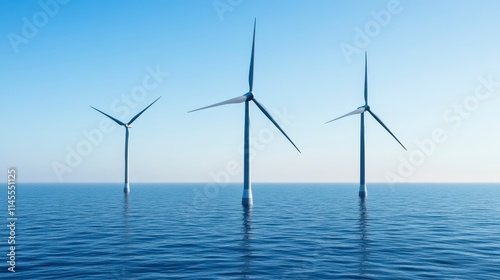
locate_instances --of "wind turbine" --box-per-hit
[91,96,161,194]
[188,19,300,207]
[325,52,406,198]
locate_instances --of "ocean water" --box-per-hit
[1,183,500,279]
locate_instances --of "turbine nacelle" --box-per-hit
[125,124,132,128]
[244,92,255,101]
[357,105,370,111]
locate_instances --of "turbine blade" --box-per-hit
[325,107,365,124]
[252,99,301,153]
[188,95,247,113]
[248,19,256,92]
[128,96,162,125]
[90,106,125,126]
[364,52,368,105]
[367,109,407,150]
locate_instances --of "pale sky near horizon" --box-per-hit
[1,0,500,184]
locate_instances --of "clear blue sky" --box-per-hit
[1,0,499,183]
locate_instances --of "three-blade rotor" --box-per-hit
[325,52,406,151]
[91,96,162,127]
[188,19,300,153]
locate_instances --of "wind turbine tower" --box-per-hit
[189,20,300,206]
[91,96,161,194]
[325,53,406,198]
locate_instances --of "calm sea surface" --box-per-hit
[1,183,499,279]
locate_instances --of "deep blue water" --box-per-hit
[1,183,500,279]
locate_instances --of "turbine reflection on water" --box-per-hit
[241,206,252,278]
[358,197,369,276]
[114,194,131,279]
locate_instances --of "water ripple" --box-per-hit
[1,183,499,279]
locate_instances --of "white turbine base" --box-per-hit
[124,183,130,194]
[242,188,253,207]
[359,183,367,198]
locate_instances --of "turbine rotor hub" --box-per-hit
[245,92,255,101]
